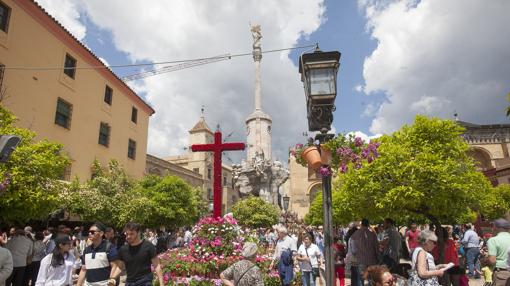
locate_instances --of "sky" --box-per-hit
[35,0,510,164]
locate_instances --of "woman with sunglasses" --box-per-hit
[408,230,447,286]
[35,234,80,286]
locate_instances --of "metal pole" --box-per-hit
[322,173,334,286]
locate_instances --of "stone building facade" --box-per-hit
[459,121,510,186]
[0,0,154,180]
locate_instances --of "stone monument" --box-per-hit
[232,25,289,208]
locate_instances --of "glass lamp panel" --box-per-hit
[309,68,336,96]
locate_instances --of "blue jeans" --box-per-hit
[357,264,367,286]
[301,270,316,286]
[465,247,480,276]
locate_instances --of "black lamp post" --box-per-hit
[299,45,341,286]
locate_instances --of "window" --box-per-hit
[207,188,213,200]
[55,98,72,129]
[207,168,211,179]
[193,168,199,174]
[98,122,110,147]
[223,176,227,185]
[104,85,113,105]
[63,53,76,79]
[0,2,10,33]
[127,139,136,159]
[131,107,138,123]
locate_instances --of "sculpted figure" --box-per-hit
[251,24,262,49]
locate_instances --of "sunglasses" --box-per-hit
[88,230,99,235]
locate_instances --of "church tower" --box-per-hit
[245,25,272,161]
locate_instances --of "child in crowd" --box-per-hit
[480,257,494,286]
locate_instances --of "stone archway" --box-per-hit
[307,182,322,204]
[467,147,494,171]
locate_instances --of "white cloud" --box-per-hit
[35,0,87,41]
[359,0,510,134]
[348,131,382,143]
[354,84,364,93]
[73,0,325,162]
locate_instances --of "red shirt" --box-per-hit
[431,239,459,265]
[406,229,420,250]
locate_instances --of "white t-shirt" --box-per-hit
[35,252,80,286]
[273,235,297,260]
[297,243,321,271]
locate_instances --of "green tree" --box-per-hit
[338,116,491,261]
[130,175,206,228]
[62,159,136,228]
[0,106,69,225]
[232,196,280,228]
[480,184,510,220]
[334,116,491,224]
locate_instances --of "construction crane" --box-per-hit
[121,54,231,82]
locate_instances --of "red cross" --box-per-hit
[191,130,245,217]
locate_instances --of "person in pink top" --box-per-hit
[406,223,421,256]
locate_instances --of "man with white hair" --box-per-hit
[270,225,297,286]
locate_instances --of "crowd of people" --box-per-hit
[0,216,509,286]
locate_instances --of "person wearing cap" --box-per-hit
[35,234,80,286]
[487,218,510,286]
[77,223,119,286]
[220,242,264,286]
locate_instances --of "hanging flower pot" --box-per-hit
[301,146,322,170]
[320,145,332,165]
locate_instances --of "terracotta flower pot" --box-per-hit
[301,146,322,170]
[320,145,332,165]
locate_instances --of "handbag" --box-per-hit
[305,246,319,277]
[407,250,439,286]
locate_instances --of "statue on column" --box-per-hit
[251,24,262,49]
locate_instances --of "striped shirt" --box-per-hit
[351,227,379,266]
[81,240,118,285]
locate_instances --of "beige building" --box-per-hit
[282,154,321,219]
[0,0,154,180]
[147,115,241,214]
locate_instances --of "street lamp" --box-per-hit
[299,45,341,286]
[299,46,341,133]
[282,195,290,212]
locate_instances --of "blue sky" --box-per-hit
[37,0,510,163]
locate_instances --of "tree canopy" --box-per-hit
[232,196,280,228]
[306,115,492,226]
[0,106,69,225]
[480,183,510,220]
[62,161,206,228]
[131,175,206,228]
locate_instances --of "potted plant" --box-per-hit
[292,143,321,170]
[291,134,380,176]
